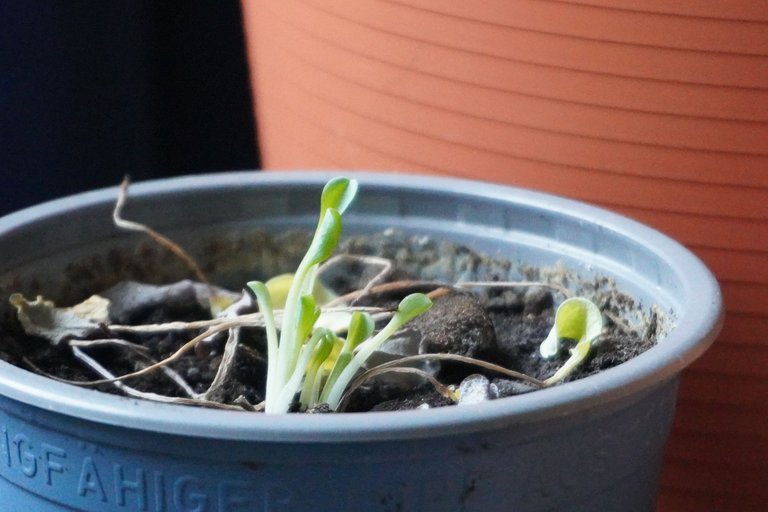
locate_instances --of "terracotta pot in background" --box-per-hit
[241,1,768,510]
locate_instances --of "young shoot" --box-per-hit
[247,178,433,413]
[539,297,603,386]
[323,293,432,411]
[317,310,374,406]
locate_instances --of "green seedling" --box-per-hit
[247,178,433,413]
[318,310,374,405]
[540,297,603,385]
[322,293,433,411]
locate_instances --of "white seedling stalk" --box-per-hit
[249,177,360,414]
[272,330,329,413]
[246,282,280,409]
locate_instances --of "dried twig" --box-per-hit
[108,314,266,333]
[62,321,242,386]
[21,357,91,385]
[326,279,571,307]
[106,307,389,334]
[320,254,394,305]
[68,338,197,398]
[203,327,241,401]
[113,176,209,284]
[355,354,545,389]
[325,280,449,307]
[70,347,240,410]
[456,280,572,298]
[337,366,455,411]
[68,338,150,353]
[233,395,259,412]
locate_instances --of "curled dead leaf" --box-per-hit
[9,294,110,345]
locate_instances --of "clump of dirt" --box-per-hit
[411,291,498,360]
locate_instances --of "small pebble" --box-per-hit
[457,374,491,406]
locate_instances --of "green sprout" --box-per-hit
[247,178,433,413]
[318,310,374,405]
[540,297,603,385]
[322,293,433,411]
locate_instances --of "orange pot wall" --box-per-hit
[242,1,768,509]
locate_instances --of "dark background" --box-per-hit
[0,1,259,215]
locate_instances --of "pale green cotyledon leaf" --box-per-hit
[265,273,337,309]
[539,297,602,359]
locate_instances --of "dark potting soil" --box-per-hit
[0,230,658,412]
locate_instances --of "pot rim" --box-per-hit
[0,171,723,442]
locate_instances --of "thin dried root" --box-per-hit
[22,357,91,385]
[203,327,241,401]
[65,307,392,390]
[426,287,452,300]
[154,362,198,399]
[108,314,266,333]
[456,280,572,298]
[320,254,394,305]
[68,338,150,353]
[327,279,571,307]
[107,307,389,334]
[337,366,456,412]
[326,280,450,307]
[70,347,240,410]
[363,354,545,388]
[233,396,260,412]
[114,176,209,284]
[68,338,197,398]
[335,353,545,411]
[63,320,244,386]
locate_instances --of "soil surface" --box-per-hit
[0,230,658,412]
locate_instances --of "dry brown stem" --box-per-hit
[327,279,571,307]
[113,176,209,284]
[71,346,242,410]
[337,366,455,411]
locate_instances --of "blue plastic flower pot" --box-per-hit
[0,172,722,511]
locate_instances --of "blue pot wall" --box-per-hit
[0,172,722,511]
[0,380,676,512]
